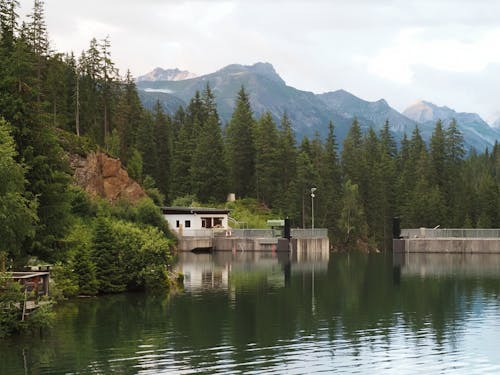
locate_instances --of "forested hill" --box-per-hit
[3,0,500,277]
[137,63,500,151]
[0,0,174,295]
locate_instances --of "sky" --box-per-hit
[18,0,500,123]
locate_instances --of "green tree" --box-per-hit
[338,180,367,246]
[127,148,143,182]
[92,216,126,293]
[317,121,341,232]
[190,115,228,202]
[288,151,318,228]
[254,112,280,207]
[430,120,446,189]
[135,112,157,179]
[225,86,256,198]
[0,119,37,259]
[341,118,363,186]
[113,70,143,162]
[378,121,397,249]
[275,112,297,212]
[153,100,173,201]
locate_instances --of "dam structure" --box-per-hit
[394,228,500,254]
[161,206,329,252]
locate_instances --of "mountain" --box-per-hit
[137,67,196,82]
[137,62,413,143]
[318,89,418,134]
[137,90,186,114]
[404,101,500,151]
[491,117,500,129]
[137,62,500,150]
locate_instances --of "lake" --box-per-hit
[2,250,500,374]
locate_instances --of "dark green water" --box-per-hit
[2,251,500,374]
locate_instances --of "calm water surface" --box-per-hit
[2,251,500,374]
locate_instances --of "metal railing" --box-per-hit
[180,229,216,237]
[291,228,328,238]
[180,228,329,238]
[401,228,500,239]
[230,229,275,238]
[228,216,248,229]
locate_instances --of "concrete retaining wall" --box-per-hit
[178,237,213,251]
[393,238,500,253]
[213,237,290,251]
[179,235,330,252]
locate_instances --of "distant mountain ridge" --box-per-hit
[403,101,499,151]
[137,62,500,151]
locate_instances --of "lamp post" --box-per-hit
[310,187,317,230]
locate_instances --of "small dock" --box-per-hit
[4,270,51,320]
[394,228,500,254]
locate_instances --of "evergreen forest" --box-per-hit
[2,0,500,280]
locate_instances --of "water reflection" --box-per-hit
[394,252,500,278]
[176,247,330,291]
[2,251,500,374]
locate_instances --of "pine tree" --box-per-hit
[73,246,98,295]
[100,35,117,149]
[202,83,218,121]
[360,128,383,244]
[153,100,173,201]
[225,86,256,198]
[254,112,280,207]
[0,119,37,260]
[378,121,397,249]
[135,111,157,181]
[115,70,142,161]
[341,118,363,186]
[318,121,341,233]
[430,120,446,189]
[275,112,297,212]
[92,216,126,293]
[445,119,466,226]
[288,151,318,228]
[190,115,228,202]
[26,0,48,103]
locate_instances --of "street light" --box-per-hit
[310,187,317,230]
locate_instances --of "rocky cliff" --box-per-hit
[70,151,146,202]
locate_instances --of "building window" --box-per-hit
[176,220,180,228]
[213,217,223,227]
[202,217,212,228]
[185,220,191,228]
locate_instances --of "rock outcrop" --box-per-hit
[71,151,146,203]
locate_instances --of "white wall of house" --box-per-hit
[164,213,229,235]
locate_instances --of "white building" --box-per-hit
[161,206,230,236]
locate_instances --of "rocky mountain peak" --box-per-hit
[137,67,197,82]
[217,62,285,85]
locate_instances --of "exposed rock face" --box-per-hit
[71,151,146,202]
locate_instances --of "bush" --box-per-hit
[22,299,55,335]
[0,274,23,338]
[51,262,79,300]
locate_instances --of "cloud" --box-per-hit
[362,27,500,84]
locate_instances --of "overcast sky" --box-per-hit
[18,0,500,123]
